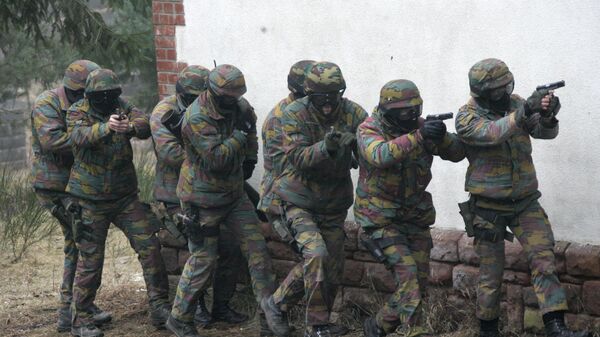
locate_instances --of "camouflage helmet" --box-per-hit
[85,68,121,93]
[287,60,315,94]
[379,79,423,109]
[177,65,209,95]
[63,60,100,91]
[468,58,514,97]
[208,64,247,97]
[304,61,346,94]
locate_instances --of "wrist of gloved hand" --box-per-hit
[525,89,547,117]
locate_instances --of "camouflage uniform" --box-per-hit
[271,62,368,328]
[150,65,245,323]
[30,60,99,317]
[455,59,568,322]
[170,65,275,325]
[355,80,464,336]
[67,69,169,329]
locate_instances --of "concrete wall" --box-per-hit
[163,0,600,243]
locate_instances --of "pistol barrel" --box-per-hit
[536,80,565,91]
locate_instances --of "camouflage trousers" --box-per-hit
[163,203,244,309]
[35,189,77,309]
[475,200,568,320]
[72,193,169,326]
[367,224,432,335]
[272,205,346,326]
[171,195,275,322]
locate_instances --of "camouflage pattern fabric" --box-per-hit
[378,79,423,109]
[171,196,275,322]
[354,109,465,229]
[35,190,77,309]
[176,91,258,207]
[274,96,367,214]
[474,200,567,319]
[84,68,120,93]
[271,205,346,326]
[257,94,294,215]
[178,65,209,95]
[455,96,558,203]
[456,82,567,319]
[468,58,514,98]
[303,62,346,93]
[63,60,100,91]
[31,86,74,191]
[208,64,247,97]
[366,225,432,335]
[72,194,169,326]
[66,97,150,200]
[150,95,182,204]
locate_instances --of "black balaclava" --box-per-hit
[88,88,122,115]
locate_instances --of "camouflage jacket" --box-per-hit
[354,110,465,228]
[176,91,258,208]
[66,98,150,201]
[455,95,558,202]
[258,93,294,214]
[150,95,183,204]
[274,97,367,214]
[30,87,74,191]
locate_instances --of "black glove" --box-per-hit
[235,109,256,134]
[324,129,340,153]
[541,95,561,118]
[242,160,257,180]
[420,120,446,143]
[524,89,547,117]
[337,131,356,148]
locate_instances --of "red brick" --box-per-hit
[582,280,600,316]
[166,49,176,60]
[166,73,178,84]
[452,264,479,296]
[342,259,364,287]
[430,228,463,263]
[362,262,395,293]
[155,25,175,36]
[177,62,188,72]
[503,270,530,285]
[505,240,529,272]
[161,247,180,274]
[157,72,169,83]
[163,2,174,13]
[565,243,600,277]
[428,261,453,285]
[152,2,162,13]
[267,241,299,261]
[175,14,186,25]
[152,13,160,24]
[157,60,177,72]
[155,35,175,49]
[458,235,479,265]
[174,3,184,14]
[156,48,167,60]
[554,241,570,274]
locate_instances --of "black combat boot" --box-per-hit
[90,304,112,325]
[165,315,202,337]
[305,324,332,337]
[194,296,212,327]
[260,295,290,337]
[211,302,249,324]
[149,303,171,328]
[71,324,104,337]
[479,318,500,337]
[363,316,385,337]
[543,311,589,337]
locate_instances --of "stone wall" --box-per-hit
[158,224,600,334]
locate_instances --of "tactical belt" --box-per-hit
[375,235,408,249]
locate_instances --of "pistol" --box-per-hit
[115,107,127,121]
[425,112,454,121]
[536,80,565,91]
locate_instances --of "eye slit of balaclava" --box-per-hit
[65,87,85,105]
[175,82,198,108]
[88,88,122,115]
[381,105,422,131]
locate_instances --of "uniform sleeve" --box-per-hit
[455,102,525,146]
[32,94,71,153]
[244,107,259,163]
[122,98,150,139]
[150,104,185,168]
[356,118,423,168]
[281,109,331,170]
[525,114,559,140]
[430,132,466,162]
[182,108,245,171]
[67,103,111,148]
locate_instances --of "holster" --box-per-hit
[65,200,86,242]
[151,202,188,247]
[50,199,71,229]
[360,230,407,268]
[458,200,475,237]
[177,207,219,246]
[459,196,515,243]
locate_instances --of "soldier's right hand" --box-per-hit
[420,119,446,143]
[525,89,550,117]
[108,114,130,133]
[325,129,340,153]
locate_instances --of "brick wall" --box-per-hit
[152,0,187,99]
[158,224,600,334]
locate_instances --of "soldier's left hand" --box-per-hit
[108,114,130,133]
[337,132,356,148]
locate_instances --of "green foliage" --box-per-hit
[0,167,57,262]
[133,143,157,204]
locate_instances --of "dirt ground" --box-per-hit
[0,227,476,337]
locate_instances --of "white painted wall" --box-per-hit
[176,0,600,244]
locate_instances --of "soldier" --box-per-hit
[30,60,111,332]
[261,61,368,337]
[150,65,248,326]
[356,80,465,337]
[67,68,171,337]
[166,64,275,337]
[455,58,588,337]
